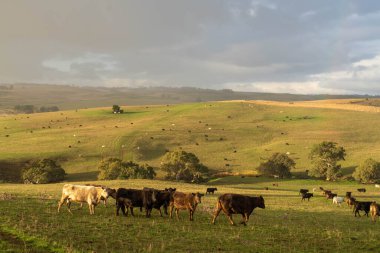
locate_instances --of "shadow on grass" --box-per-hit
[66,171,99,181]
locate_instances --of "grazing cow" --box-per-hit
[169,192,203,221]
[370,202,380,222]
[326,193,337,199]
[115,188,157,217]
[322,190,331,196]
[353,201,372,217]
[357,188,366,193]
[345,197,356,209]
[212,194,265,226]
[58,184,110,215]
[206,188,218,195]
[299,189,309,195]
[332,196,344,206]
[273,183,279,187]
[301,193,313,201]
[345,192,352,198]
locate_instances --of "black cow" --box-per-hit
[299,189,309,195]
[357,188,366,193]
[326,193,337,199]
[115,188,158,217]
[345,192,352,198]
[354,201,372,217]
[206,187,218,194]
[211,194,265,226]
[301,193,313,201]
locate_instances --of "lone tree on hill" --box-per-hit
[257,152,295,178]
[353,158,380,183]
[112,105,124,114]
[308,141,346,180]
[160,150,209,183]
[22,159,66,184]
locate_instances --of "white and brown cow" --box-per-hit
[58,184,110,215]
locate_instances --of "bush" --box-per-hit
[97,158,156,180]
[257,153,295,178]
[22,159,66,184]
[112,105,123,114]
[353,158,380,183]
[308,141,346,181]
[14,105,35,114]
[160,150,209,183]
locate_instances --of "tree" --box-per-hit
[112,105,123,114]
[308,141,346,180]
[257,153,295,178]
[14,105,35,114]
[160,151,209,183]
[353,158,380,183]
[97,158,156,180]
[22,159,66,184]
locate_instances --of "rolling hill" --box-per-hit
[1,99,380,182]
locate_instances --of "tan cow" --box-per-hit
[58,184,110,215]
[370,202,380,222]
[169,192,203,221]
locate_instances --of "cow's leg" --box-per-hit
[163,205,168,215]
[130,207,134,217]
[212,205,222,224]
[239,214,246,225]
[169,205,174,219]
[189,210,192,221]
[157,207,163,217]
[226,214,235,226]
[57,195,69,213]
[175,208,180,220]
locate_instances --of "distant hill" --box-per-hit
[0,83,377,111]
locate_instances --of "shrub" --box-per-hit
[160,150,209,183]
[353,158,380,183]
[97,158,156,180]
[257,152,295,178]
[22,159,66,184]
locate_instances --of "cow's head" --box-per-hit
[193,192,204,204]
[165,187,176,193]
[257,195,265,209]
[105,188,117,199]
[151,190,160,203]
[100,187,111,200]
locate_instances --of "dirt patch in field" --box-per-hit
[224,99,380,113]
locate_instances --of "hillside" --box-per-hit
[1,99,380,181]
[0,83,377,111]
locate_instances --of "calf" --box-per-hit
[115,188,157,217]
[149,188,176,216]
[357,188,366,193]
[326,193,337,199]
[58,184,109,215]
[212,194,265,226]
[370,202,380,222]
[332,196,344,206]
[353,201,372,217]
[206,188,218,195]
[169,192,203,221]
[345,197,356,209]
[301,193,313,201]
[299,189,309,195]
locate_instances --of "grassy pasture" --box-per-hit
[0,177,380,252]
[1,100,380,181]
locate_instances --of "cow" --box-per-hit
[326,193,337,199]
[206,188,218,195]
[211,194,265,226]
[143,187,176,216]
[115,188,158,217]
[345,192,352,198]
[375,184,380,188]
[345,196,356,209]
[169,192,203,221]
[322,190,332,196]
[301,193,313,201]
[273,183,279,187]
[299,189,309,195]
[58,184,110,215]
[370,202,380,222]
[70,185,116,209]
[353,201,372,217]
[332,196,344,206]
[357,188,366,193]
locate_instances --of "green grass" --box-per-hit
[2,100,380,181]
[0,178,380,252]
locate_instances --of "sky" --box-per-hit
[1,0,380,95]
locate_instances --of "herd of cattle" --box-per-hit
[299,187,380,222]
[57,184,265,225]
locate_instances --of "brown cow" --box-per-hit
[169,192,203,221]
[370,202,380,222]
[212,194,265,226]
